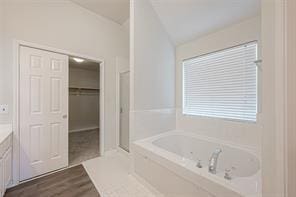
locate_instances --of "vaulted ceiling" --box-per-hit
[71,0,129,24]
[71,0,260,45]
[150,0,261,45]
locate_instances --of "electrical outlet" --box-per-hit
[0,104,8,114]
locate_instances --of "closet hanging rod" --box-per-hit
[69,87,100,91]
[69,93,99,96]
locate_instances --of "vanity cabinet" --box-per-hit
[0,159,4,197]
[0,134,12,196]
[3,148,12,189]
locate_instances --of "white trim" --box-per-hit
[12,40,105,186]
[115,57,130,152]
[129,0,135,151]
[274,1,287,196]
[104,149,118,156]
[116,146,130,157]
[99,60,105,158]
[283,0,296,196]
[261,0,288,196]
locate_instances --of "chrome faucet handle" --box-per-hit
[214,148,222,154]
[224,166,236,180]
[196,159,202,168]
[224,168,232,180]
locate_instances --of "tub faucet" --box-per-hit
[208,148,222,174]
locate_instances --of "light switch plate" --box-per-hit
[0,104,8,114]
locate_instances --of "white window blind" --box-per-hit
[183,42,258,122]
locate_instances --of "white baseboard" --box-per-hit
[117,147,130,157]
[104,149,118,156]
[104,149,130,158]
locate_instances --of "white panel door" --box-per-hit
[119,72,130,152]
[20,46,68,181]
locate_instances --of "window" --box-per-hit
[183,42,258,122]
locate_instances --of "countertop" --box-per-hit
[0,124,12,143]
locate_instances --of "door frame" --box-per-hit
[12,40,105,186]
[275,0,296,196]
[261,0,295,196]
[115,57,130,155]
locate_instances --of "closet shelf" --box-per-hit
[69,87,100,91]
[69,87,99,96]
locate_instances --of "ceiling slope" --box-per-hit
[150,0,261,45]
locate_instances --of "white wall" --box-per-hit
[0,0,129,151]
[133,0,175,110]
[130,0,175,141]
[122,19,130,36]
[69,67,100,89]
[176,17,262,151]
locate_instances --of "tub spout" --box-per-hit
[208,148,222,174]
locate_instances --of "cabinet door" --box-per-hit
[0,159,4,197]
[3,148,12,188]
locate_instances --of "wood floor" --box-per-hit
[5,165,100,197]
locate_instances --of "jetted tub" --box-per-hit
[133,130,261,197]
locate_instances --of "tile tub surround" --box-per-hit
[83,151,161,197]
[130,109,176,141]
[5,165,100,197]
[69,129,100,166]
[133,131,261,197]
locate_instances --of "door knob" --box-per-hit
[63,115,68,119]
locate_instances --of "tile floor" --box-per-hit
[83,151,162,197]
[69,129,100,166]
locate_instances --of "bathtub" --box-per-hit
[133,130,261,197]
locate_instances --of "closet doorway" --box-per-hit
[68,56,101,166]
[119,71,130,152]
[116,57,130,153]
[14,41,105,183]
